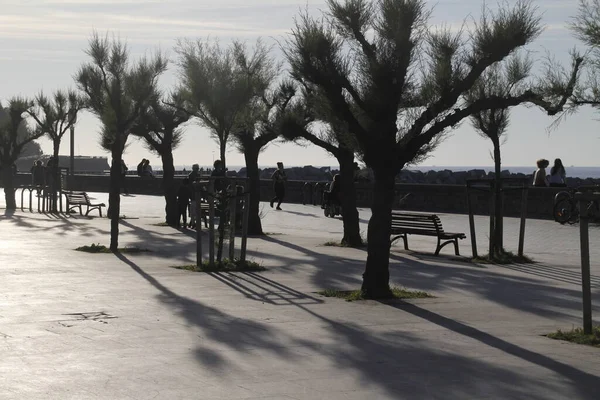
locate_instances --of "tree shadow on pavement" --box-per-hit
[208,271,323,306]
[114,251,300,371]
[254,234,599,324]
[385,301,600,399]
[196,261,600,399]
[118,219,197,262]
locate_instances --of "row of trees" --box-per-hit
[2,0,600,297]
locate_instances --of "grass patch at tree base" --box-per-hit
[547,327,600,348]
[151,222,170,227]
[172,259,265,273]
[472,250,533,265]
[75,243,151,254]
[317,286,432,302]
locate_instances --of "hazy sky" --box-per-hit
[0,0,596,169]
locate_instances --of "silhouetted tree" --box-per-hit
[76,33,167,251]
[19,140,43,158]
[285,0,580,298]
[468,56,531,257]
[281,87,362,247]
[0,98,44,209]
[28,90,86,212]
[132,92,189,226]
[231,43,294,235]
[569,1,600,110]
[176,39,264,170]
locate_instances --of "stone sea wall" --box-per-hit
[7,173,565,220]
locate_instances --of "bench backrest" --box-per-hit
[66,192,88,204]
[391,211,444,234]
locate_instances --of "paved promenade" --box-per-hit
[1,192,599,399]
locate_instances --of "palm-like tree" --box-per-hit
[75,32,167,250]
[285,0,580,298]
[233,80,297,236]
[0,98,44,210]
[176,39,270,170]
[131,92,190,226]
[569,1,600,109]
[467,55,533,258]
[28,90,86,212]
[280,86,363,247]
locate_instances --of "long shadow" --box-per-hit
[0,208,111,236]
[498,262,600,288]
[208,271,323,306]
[387,301,600,397]
[116,250,599,398]
[118,219,198,261]
[255,232,599,323]
[279,209,320,218]
[113,252,299,369]
[209,264,600,398]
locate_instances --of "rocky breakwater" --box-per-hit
[398,169,528,185]
[237,165,338,181]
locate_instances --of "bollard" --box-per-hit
[518,186,528,257]
[228,185,237,261]
[195,189,203,267]
[208,185,215,267]
[576,192,593,335]
[241,189,250,262]
[465,185,477,258]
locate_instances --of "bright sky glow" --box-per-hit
[0,0,596,169]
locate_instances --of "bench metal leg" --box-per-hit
[435,239,460,256]
[391,234,409,250]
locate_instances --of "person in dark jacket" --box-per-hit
[211,159,226,192]
[270,162,287,210]
[177,178,192,228]
[31,160,45,194]
[188,163,201,183]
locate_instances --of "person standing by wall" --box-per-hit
[270,162,287,211]
[188,163,200,182]
[31,160,45,195]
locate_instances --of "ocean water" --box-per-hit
[406,166,600,179]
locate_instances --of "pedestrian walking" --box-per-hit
[270,162,287,210]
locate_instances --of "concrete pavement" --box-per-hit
[0,191,599,399]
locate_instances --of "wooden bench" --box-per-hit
[65,191,106,217]
[391,211,466,255]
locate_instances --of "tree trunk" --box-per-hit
[51,140,60,213]
[219,140,227,170]
[361,168,396,298]
[108,149,123,251]
[244,145,263,236]
[161,150,178,227]
[492,138,503,256]
[1,164,16,210]
[338,151,362,247]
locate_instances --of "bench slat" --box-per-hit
[390,211,465,256]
